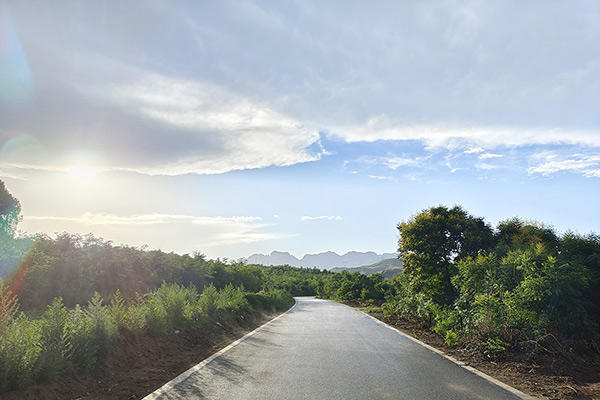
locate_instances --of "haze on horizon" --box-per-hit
[1,1,599,259]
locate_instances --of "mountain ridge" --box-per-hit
[331,258,404,278]
[246,250,396,269]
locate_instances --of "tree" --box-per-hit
[398,205,494,305]
[0,180,21,238]
[495,218,559,255]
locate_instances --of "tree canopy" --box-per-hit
[0,180,21,238]
[397,205,494,305]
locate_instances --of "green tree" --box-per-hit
[495,218,559,255]
[398,205,494,305]
[0,180,21,238]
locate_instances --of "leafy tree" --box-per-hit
[0,180,21,238]
[495,218,559,255]
[398,206,494,305]
[0,181,33,277]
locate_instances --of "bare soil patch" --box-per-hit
[2,311,281,400]
[352,303,600,400]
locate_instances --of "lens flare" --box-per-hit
[0,6,33,104]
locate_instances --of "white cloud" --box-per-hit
[368,175,393,180]
[332,116,600,149]
[345,155,422,172]
[478,153,503,159]
[584,169,600,178]
[94,72,324,175]
[383,157,420,170]
[475,163,502,170]
[528,153,600,177]
[464,147,485,154]
[301,215,342,221]
[21,213,287,249]
[25,213,262,226]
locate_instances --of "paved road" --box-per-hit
[147,297,524,399]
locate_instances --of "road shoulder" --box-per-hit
[347,303,600,400]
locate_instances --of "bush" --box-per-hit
[199,284,219,316]
[246,289,294,311]
[35,298,71,381]
[66,305,97,372]
[216,284,251,317]
[152,283,198,330]
[0,313,41,391]
[444,330,460,346]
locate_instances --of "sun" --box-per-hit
[66,165,97,183]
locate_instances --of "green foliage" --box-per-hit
[338,206,600,358]
[260,265,330,296]
[246,289,294,311]
[0,313,41,391]
[398,206,494,305]
[0,180,21,238]
[6,233,330,313]
[444,330,460,347]
[67,305,99,372]
[0,280,295,392]
[478,337,508,357]
[318,271,391,302]
[35,298,71,380]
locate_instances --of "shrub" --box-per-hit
[478,337,508,357]
[85,293,116,356]
[153,283,199,330]
[444,330,460,346]
[199,284,219,316]
[35,298,71,381]
[216,284,251,317]
[0,313,41,391]
[143,295,168,336]
[66,305,96,372]
[247,289,294,311]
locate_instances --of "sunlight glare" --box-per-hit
[66,165,96,183]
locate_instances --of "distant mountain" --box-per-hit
[246,251,396,270]
[331,258,404,279]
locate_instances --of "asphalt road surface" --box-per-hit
[146,297,525,400]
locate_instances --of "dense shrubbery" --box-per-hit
[318,270,393,301]
[1,233,327,312]
[397,208,599,353]
[321,206,600,357]
[0,181,311,393]
[0,282,294,392]
[261,265,330,296]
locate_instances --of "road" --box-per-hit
[145,297,526,400]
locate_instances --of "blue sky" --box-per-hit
[1,1,599,258]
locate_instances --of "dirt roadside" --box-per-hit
[2,310,281,400]
[353,304,600,400]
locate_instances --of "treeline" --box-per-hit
[4,233,329,311]
[0,229,325,393]
[0,180,329,393]
[321,206,600,358]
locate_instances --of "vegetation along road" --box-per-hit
[145,297,527,400]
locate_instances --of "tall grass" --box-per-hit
[0,283,292,392]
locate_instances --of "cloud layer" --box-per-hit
[22,213,288,250]
[2,0,598,179]
[301,215,343,221]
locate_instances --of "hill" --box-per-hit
[331,257,403,279]
[246,251,396,269]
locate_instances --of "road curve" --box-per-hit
[146,297,524,400]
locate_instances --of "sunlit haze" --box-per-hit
[1,1,599,259]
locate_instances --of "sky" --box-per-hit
[0,1,599,259]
